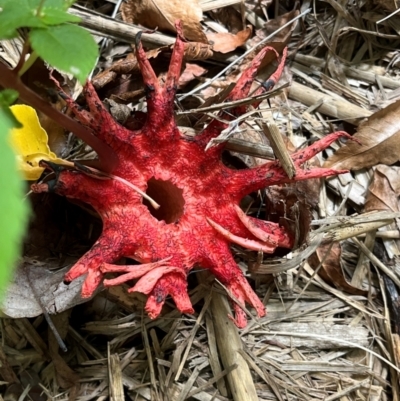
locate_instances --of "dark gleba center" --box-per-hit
[144,177,185,223]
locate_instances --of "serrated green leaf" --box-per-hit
[29,24,98,83]
[39,8,80,25]
[0,0,45,39]
[0,108,29,298]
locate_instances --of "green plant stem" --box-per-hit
[18,51,39,77]
[0,62,118,173]
[35,0,47,16]
[13,39,31,75]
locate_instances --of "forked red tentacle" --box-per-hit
[229,131,352,198]
[135,29,182,139]
[291,131,358,163]
[163,21,185,103]
[51,78,131,148]
[104,261,194,317]
[127,270,195,317]
[226,47,278,102]
[207,217,277,253]
[233,204,293,249]
[252,47,288,97]
[197,46,284,147]
[244,216,293,249]
[64,236,125,298]
[102,258,172,286]
[128,266,186,294]
[202,249,266,328]
[234,204,278,245]
[228,274,266,328]
[145,272,194,318]
[135,32,162,98]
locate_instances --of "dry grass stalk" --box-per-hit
[208,288,258,401]
[289,81,372,124]
[108,345,124,401]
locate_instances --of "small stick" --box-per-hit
[261,122,296,179]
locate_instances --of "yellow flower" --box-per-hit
[9,105,66,180]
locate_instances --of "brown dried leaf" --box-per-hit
[265,174,320,250]
[1,261,94,318]
[207,26,252,54]
[364,166,400,253]
[365,165,400,213]
[208,7,244,33]
[308,243,368,296]
[111,48,163,75]
[324,100,400,170]
[248,8,299,54]
[179,63,207,87]
[121,0,208,43]
[182,42,213,60]
[93,44,211,91]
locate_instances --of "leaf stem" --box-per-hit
[18,51,39,77]
[13,39,31,75]
[35,0,47,16]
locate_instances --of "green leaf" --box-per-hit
[0,105,29,298]
[39,8,80,25]
[0,90,22,128]
[28,0,77,10]
[29,24,98,83]
[0,0,45,39]
[0,0,79,38]
[0,89,19,107]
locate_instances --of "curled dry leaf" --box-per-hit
[121,0,208,43]
[364,165,400,250]
[207,26,252,54]
[1,262,93,319]
[365,165,400,213]
[324,100,400,170]
[308,243,368,296]
[179,63,207,87]
[265,183,318,250]
[208,6,244,34]
[183,41,213,60]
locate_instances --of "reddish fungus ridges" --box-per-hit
[32,23,350,328]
